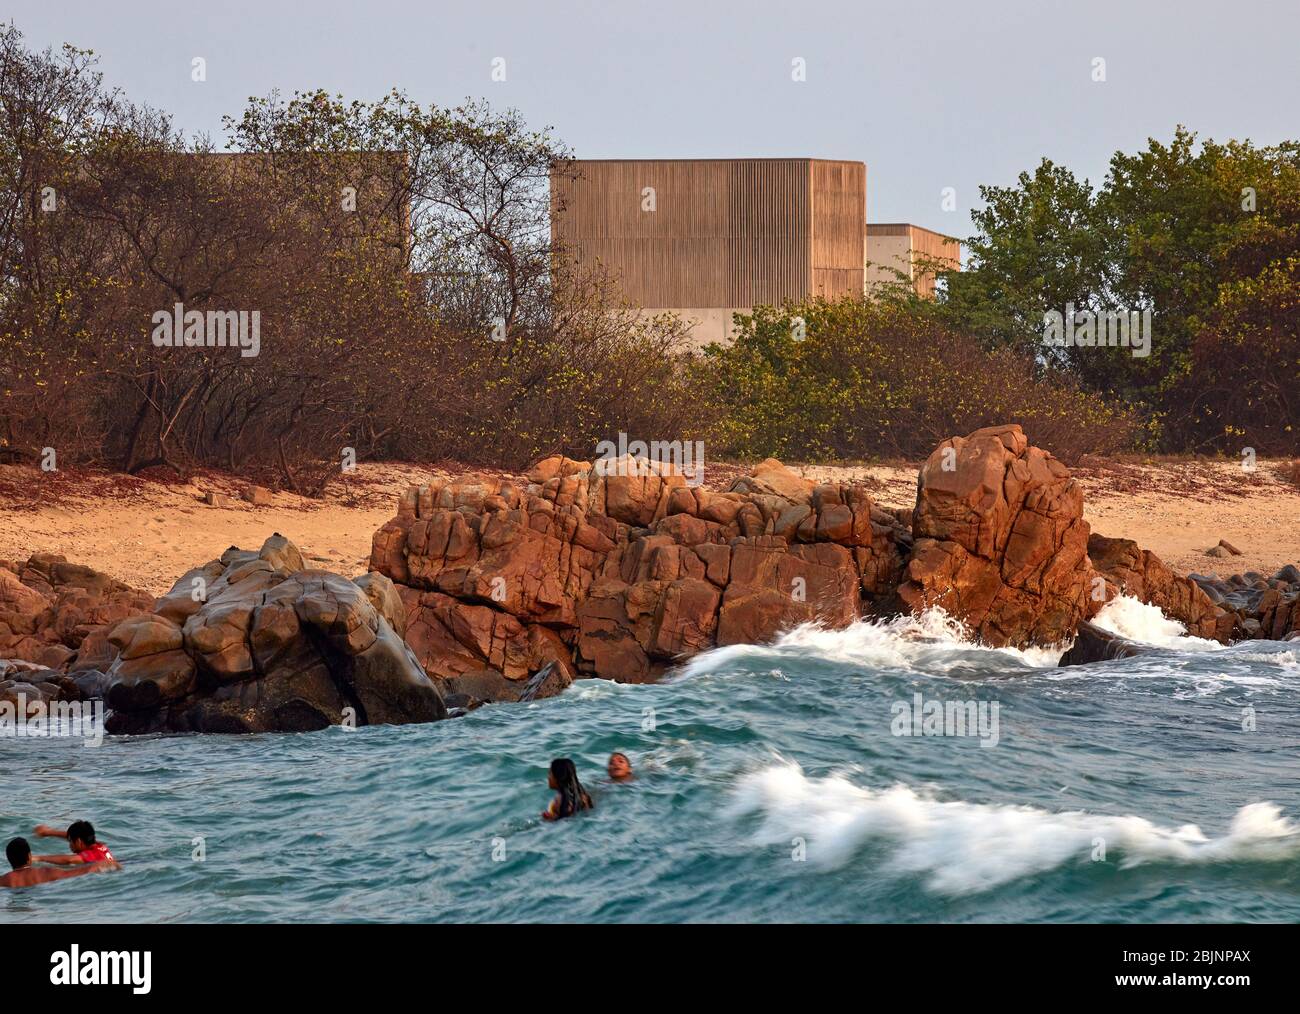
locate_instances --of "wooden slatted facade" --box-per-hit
[551,158,865,331]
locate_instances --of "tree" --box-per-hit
[938,128,1300,449]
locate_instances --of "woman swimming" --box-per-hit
[542,758,594,821]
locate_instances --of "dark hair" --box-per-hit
[66,820,95,845]
[6,837,31,869]
[549,758,593,818]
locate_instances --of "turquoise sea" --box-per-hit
[4,597,1299,923]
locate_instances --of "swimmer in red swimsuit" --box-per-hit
[31,820,118,866]
[1,837,117,888]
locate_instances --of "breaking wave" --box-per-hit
[727,761,1300,895]
[678,608,1064,678]
[1090,594,1222,651]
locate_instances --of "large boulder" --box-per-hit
[101,534,445,734]
[893,425,1097,647]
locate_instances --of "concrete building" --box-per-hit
[551,157,959,344]
[864,223,961,299]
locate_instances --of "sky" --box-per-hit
[10,0,1299,237]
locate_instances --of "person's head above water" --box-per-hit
[548,757,593,818]
[607,752,633,781]
[548,757,575,789]
[66,821,96,852]
[6,837,31,870]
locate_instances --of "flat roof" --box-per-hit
[867,222,961,243]
[565,157,865,165]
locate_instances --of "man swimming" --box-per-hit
[1,837,118,888]
[31,820,117,865]
[607,752,635,782]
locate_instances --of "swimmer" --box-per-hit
[31,820,117,865]
[1,837,118,888]
[542,758,594,821]
[607,752,634,782]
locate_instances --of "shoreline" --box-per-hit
[2,457,1296,597]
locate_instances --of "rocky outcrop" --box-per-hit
[370,456,910,692]
[1087,533,1229,641]
[1086,536,1300,644]
[11,427,1295,721]
[0,658,109,707]
[1185,566,1300,642]
[1059,564,1300,665]
[0,556,155,670]
[100,534,445,733]
[893,425,1097,648]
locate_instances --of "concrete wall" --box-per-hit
[864,230,915,293]
[642,307,750,347]
[865,224,961,297]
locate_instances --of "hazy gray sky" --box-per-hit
[13,0,1299,236]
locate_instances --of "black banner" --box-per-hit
[2,923,1290,1000]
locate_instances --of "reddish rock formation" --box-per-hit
[370,455,909,691]
[9,428,1296,726]
[0,555,155,670]
[894,424,1098,647]
[1087,533,1230,640]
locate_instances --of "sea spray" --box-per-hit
[1091,595,1223,651]
[677,607,1066,679]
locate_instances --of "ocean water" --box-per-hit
[4,596,1299,923]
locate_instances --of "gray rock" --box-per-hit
[102,535,445,734]
[1059,621,1150,666]
[1273,564,1300,585]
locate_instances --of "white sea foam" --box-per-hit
[678,608,1064,678]
[1091,594,1222,651]
[727,761,1300,895]
[1223,648,1299,668]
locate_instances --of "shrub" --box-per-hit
[697,298,1139,464]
